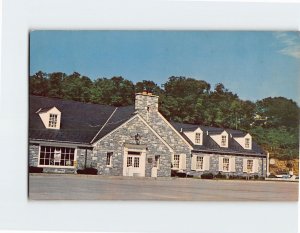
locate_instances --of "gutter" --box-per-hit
[29,139,93,148]
[191,148,267,157]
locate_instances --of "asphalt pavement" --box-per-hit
[28,174,298,201]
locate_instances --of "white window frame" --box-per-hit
[221,135,227,147]
[38,145,76,168]
[173,154,180,169]
[196,156,204,170]
[223,157,230,172]
[127,157,133,167]
[195,133,201,144]
[48,113,58,128]
[245,138,250,149]
[154,155,160,169]
[247,159,254,173]
[106,152,113,167]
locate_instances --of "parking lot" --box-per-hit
[29,174,298,201]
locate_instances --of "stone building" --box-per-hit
[29,92,267,178]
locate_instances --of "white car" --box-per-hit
[275,173,291,179]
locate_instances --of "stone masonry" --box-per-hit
[135,93,191,172]
[93,115,173,177]
[190,152,266,178]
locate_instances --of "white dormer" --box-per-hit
[233,133,252,150]
[37,106,61,129]
[183,127,203,145]
[210,130,229,148]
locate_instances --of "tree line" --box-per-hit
[30,71,299,160]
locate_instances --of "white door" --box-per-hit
[123,150,146,177]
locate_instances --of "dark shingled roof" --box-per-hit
[29,95,265,156]
[171,122,265,156]
[29,95,135,144]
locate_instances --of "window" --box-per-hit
[173,154,180,169]
[223,158,230,171]
[106,152,113,166]
[127,157,133,167]
[247,160,253,172]
[195,133,201,144]
[39,146,75,167]
[134,157,140,167]
[221,135,227,146]
[196,156,203,170]
[245,138,250,148]
[48,114,58,128]
[154,155,160,169]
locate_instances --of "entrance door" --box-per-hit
[123,149,146,177]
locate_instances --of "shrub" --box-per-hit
[77,167,98,175]
[171,170,193,178]
[215,172,226,179]
[29,166,43,173]
[201,173,214,179]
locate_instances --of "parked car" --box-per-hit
[275,172,291,179]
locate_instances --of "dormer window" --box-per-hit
[195,133,201,144]
[37,106,61,129]
[245,138,250,149]
[221,135,227,146]
[232,133,252,149]
[49,114,58,128]
[183,127,203,145]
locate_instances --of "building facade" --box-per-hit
[29,93,267,178]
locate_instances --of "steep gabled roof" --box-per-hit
[29,95,135,144]
[90,105,136,143]
[171,122,265,156]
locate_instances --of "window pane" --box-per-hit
[134,157,140,167]
[39,146,75,167]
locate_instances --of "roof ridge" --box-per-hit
[90,107,118,144]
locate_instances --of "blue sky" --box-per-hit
[30,31,300,104]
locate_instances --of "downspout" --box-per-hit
[84,148,87,169]
[266,152,270,177]
[261,157,264,178]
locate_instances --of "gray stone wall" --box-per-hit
[76,148,94,170]
[190,152,266,178]
[29,144,39,167]
[93,116,173,177]
[28,143,87,174]
[134,94,191,172]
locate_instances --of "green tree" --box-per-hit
[48,72,66,98]
[29,71,49,96]
[256,97,299,129]
[135,80,163,95]
[92,76,135,106]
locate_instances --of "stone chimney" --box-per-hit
[135,92,159,120]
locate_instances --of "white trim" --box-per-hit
[157,112,193,150]
[106,152,113,167]
[90,107,118,143]
[37,145,77,168]
[92,114,173,153]
[30,139,91,147]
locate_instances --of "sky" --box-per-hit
[30,30,300,104]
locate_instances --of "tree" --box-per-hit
[256,97,299,129]
[48,72,66,98]
[160,76,211,123]
[29,71,49,96]
[135,80,163,95]
[92,76,135,106]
